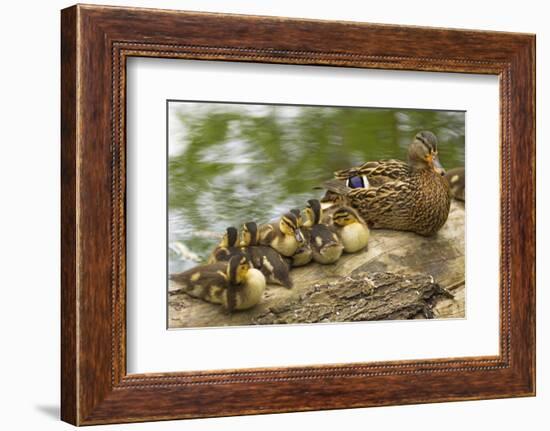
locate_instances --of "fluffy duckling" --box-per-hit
[241,222,293,288]
[291,237,313,267]
[304,199,343,265]
[444,167,465,201]
[258,212,305,257]
[207,227,241,264]
[327,206,370,253]
[289,208,313,267]
[291,242,313,267]
[170,255,266,312]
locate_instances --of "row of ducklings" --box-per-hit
[169,199,369,312]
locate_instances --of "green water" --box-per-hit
[168,102,465,274]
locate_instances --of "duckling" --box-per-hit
[326,206,370,253]
[258,212,305,257]
[444,167,465,201]
[304,199,343,265]
[241,222,293,288]
[169,255,266,312]
[289,208,313,267]
[290,208,303,226]
[207,226,241,264]
[291,238,313,267]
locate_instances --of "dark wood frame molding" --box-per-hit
[61,4,536,425]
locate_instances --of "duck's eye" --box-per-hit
[347,175,368,189]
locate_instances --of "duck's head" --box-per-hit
[227,254,251,285]
[332,206,361,226]
[280,212,305,243]
[408,131,445,175]
[304,199,322,227]
[220,227,239,248]
[240,221,259,246]
[290,208,303,228]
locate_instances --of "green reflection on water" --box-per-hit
[168,102,465,273]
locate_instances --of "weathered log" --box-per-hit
[168,200,465,328]
[253,272,453,324]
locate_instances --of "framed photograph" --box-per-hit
[165,100,466,329]
[61,4,535,425]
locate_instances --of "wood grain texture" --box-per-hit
[60,4,535,425]
[60,6,78,425]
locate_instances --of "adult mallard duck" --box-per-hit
[169,255,266,312]
[322,131,451,236]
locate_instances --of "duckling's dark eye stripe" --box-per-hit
[285,212,300,227]
[282,216,295,229]
[333,212,348,220]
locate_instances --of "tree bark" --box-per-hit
[253,272,453,324]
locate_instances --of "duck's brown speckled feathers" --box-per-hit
[335,159,409,186]
[322,131,451,236]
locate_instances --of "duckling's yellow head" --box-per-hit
[241,221,259,246]
[304,199,322,226]
[221,227,239,248]
[409,131,445,175]
[332,207,360,226]
[227,254,251,285]
[280,212,305,243]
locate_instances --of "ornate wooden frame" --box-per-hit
[61,4,536,425]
